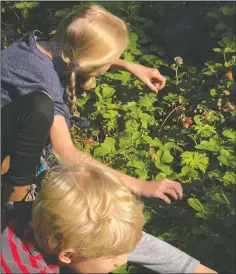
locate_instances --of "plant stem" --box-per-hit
[223,53,227,63]
[159,105,184,132]
[175,67,179,85]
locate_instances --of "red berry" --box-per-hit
[185,117,193,125]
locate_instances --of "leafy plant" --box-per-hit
[2,2,235,273]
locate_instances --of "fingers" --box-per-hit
[158,193,171,204]
[146,80,160,92]
[155,74,166,90]
[165,179,183,199]
[164,188,178,200]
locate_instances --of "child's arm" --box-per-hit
[194,264,217,273]
[50,115,182,201]
[111,59,166,91]
[128,231,217,274]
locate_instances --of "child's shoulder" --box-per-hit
[1,201,32,233]
[1,202,60,273]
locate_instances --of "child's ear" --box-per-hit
[58,248,76,264]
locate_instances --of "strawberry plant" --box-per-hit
[2,1,235,273]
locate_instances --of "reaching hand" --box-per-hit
[129,63,166,92]
[138,179,183,204]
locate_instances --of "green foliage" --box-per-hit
[181,152,209,173]
[2,2,235,273]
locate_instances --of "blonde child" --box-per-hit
[1,4,180,205]
[1,163,216,273]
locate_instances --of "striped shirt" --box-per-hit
[1,203,59,274]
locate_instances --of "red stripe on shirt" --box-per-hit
[21,241,41,272]
[8,220,30,274]
[1,255,12,274]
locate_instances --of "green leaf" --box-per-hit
[142,54,158,65]
[75,142,82,150]
[223,171,236,186]
[106,103,118,110]
[124,52,135,62]
[112,264,128,273]
[155,172,167,180]
[101,137,115,151]
[162,150,174,163]
[94,86,102,100]
[215,21,227,30]
[155,149,174,166]
[55,8,71,17]
[144,210,152,221]
[223,34,235,48]
[158,232,177,241]
[213,48,223,53]
[207,11,220,19]
[208,170,222,180]
[101,86,115,98]
[94,147,108,157]
[210,88,217,96]
[119,137,130,148]
[163,93,178,103]
[211,192,230,205]
[103,110,118,119]
[164,142,175,150]
[15,2,27,9]
[217,149,236,167]
[180,166,190,176]
[118,71,132,85]
[131,131,141,141]
[50,30,57,35]
[135,169,148,180]
[181,152,209,172]
[26,2,39,8]
[127,160,146,169]
[188,198,205,213]
[224,61,231,67]
[159,165,173,175]
[222,129,235,140]
[139,95,157,107]
[194,124,217,138]
[142,136,161,147]
[193,115,202,125]
[195,137,219,151]
[220,6,235,16]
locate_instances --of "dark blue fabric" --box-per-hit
[1,30,72,127]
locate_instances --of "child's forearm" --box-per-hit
[69,147,144,195]
[194,264,217,273]
[110,59,134,72]
[50,116,143,195]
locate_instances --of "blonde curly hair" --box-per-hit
[32,163,145,262]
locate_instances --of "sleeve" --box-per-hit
[127,231,200,273]
[53,101,72,128]
[43,75,73,128]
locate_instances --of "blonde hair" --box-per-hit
[32,163,145,261]
[54,5,128,115]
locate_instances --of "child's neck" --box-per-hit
[36,40,53,60]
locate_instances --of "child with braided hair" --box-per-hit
[1,4,216,273]
[1,4,174,204]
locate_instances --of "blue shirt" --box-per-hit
[1,30,72,126]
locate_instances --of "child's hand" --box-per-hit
[138,179,183,204]
[127,63,166,92]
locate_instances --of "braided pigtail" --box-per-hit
[65,71,78,116]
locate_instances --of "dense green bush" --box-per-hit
[2,1,235,272]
